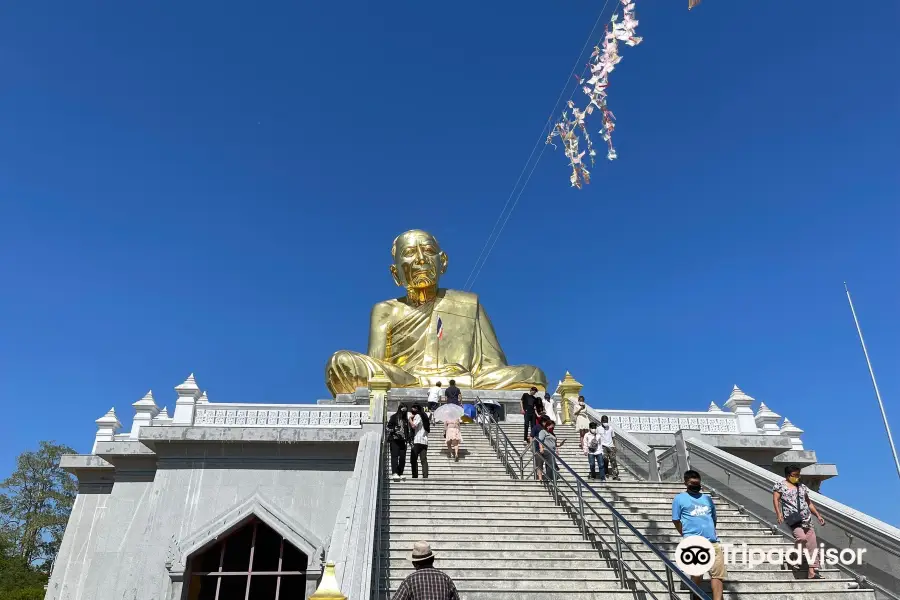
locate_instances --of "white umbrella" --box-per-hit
[433,404,464,423]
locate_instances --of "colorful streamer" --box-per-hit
[547,0,642,188]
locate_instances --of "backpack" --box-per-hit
[588,434,600,453]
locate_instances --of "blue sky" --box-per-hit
[1,0,898,525]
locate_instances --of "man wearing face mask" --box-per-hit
[597,415,619,480]
[672,470,726,600]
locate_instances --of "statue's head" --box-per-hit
[390,229,448,292]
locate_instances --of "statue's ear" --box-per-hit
[390,264,402,287]
[439,251,448,275]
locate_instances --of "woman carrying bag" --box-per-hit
[573,395,590,444]
[773,464,826,579]
[387,404,413,481]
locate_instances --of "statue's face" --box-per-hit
[390,230,448,289]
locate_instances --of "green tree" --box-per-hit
[0,531,47,600]
[0,441,76,571]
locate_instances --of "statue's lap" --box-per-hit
[326,349,546,394]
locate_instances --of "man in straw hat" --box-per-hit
[392,541,459,600]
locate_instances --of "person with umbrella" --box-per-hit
[433,403,465,462]
[444,416,462,461]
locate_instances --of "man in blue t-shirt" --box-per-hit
[672,470,726,600]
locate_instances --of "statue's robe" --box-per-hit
[326,289,546,396]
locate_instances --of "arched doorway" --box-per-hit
[185,517,309,599]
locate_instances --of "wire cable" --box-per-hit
[464,0,616,290]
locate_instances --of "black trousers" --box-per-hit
[524,412,536,441]
[410,443,429,479]
[389,439,407,476]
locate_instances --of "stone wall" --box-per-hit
[47,441,357,600]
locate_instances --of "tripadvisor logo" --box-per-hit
[675,536,717,577]
[675,536,867,574]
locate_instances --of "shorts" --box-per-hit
[708,543,727,580]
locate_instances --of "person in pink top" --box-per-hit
[444,417,462,462]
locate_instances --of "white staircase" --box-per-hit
[379,423,667,599]
[374,418,877,599]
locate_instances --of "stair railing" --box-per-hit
[656,446,680,482]
[474,398,711,600]
[474,397,525,479]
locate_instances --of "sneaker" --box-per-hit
[392,474,400,482]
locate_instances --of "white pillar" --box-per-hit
[172,373,202,425]
[707,401,724,413]
[131,390,160,439]
[93,408,122,453]
[754,402,782,435]
[724,385,757,434]
[780,418,805,450]
[367,369,391,422]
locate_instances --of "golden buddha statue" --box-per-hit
[325,229,547,396]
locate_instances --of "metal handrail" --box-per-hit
[474,396,527,479]
[474,398,711,600]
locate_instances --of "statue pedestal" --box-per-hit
[386,388,531,422]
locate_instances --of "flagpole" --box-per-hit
[844,282,900,480]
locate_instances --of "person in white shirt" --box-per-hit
[598,415,619,480]
[408,404,429,479]
[427,382,442,412]
[582,422,606,480]
[542,392,558,424]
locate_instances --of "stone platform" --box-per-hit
[322,386,557,423]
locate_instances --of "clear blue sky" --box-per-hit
[1,1,898,525]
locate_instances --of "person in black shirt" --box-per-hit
[387,405,412,481]
[444,380,462,405]
[521,386,539,442]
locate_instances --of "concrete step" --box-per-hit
[385,567,621,581]
[382,555,845,578]
[383,576,865,593]
[385,499,568,509]
[384,486,552,496]
[383,549,600,560]
[608,505,746,517]
[383,531,586,541]
[385,480,544,488]
[381,511,765,533]
[385,516,576,526]
[384,488,555,498]
[385,557,608,569]
[377,592,874,600]
[385,540,594,550]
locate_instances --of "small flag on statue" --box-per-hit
[436,317,444,340]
